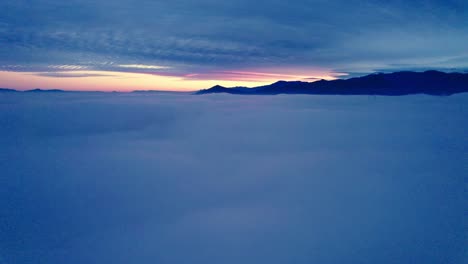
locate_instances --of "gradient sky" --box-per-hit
[1,0,468,91]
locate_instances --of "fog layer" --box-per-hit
[0,93,466,264]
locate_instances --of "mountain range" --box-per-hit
[196,71,468,96]
[2,71,467,95]
[0,88,66,93]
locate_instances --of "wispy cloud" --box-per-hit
[175,70,342,82]
[47,65,88,70]
[34,72,116,78]
[0,0,467,88]
[118,64,171,70]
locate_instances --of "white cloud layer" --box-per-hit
[0,93,466,264]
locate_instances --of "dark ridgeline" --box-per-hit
[0,88,18,92]
[196,71,468,96]
[0,88,68,93]
[25,89,66,93]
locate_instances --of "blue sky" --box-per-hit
[1,0,467,90]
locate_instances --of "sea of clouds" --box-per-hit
[0,92,466,264]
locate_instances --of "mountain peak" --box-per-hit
[0,88,18,92]
[196,71,468,96]
[25,88,65,93]
[272,80,288,85]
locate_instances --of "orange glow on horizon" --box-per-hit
[0,69,341,92]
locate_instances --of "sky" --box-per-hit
[1,0,468,91]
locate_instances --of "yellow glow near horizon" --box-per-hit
[0,69,341,92]
[118,64,171,70]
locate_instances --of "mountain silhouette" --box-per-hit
[25,89,66,93]
[0,88,18,92]
[196,71,468,96]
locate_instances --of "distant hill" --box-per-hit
[196,71,468,96]
[0,88,18,92]
[25,89,66,93]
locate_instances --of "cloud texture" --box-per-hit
[1,0,468,79]
[0,92,467,263]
